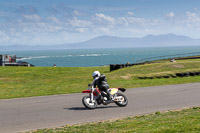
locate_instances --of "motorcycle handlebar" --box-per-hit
[88,83,92,87]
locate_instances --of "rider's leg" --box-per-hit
[94,88,102,99]
[100,86,112,101]
[106,89,112,100]
[102,86,112,101]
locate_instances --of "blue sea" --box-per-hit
[2,46,200,67]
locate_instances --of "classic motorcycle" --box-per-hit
[82,84,128,109]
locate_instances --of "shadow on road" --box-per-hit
[64,105,118,111]
[65,107,88,110]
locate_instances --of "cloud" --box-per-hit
[186,11,200,22]
[127,11,134,16]
[0,9,164,45]
[2,3,200,45]
[48,4,84,18]
[73,10,82,16]
[0,30,11,44]
[166,12,175,18]
[75,28,88,33]
[50,4,74,13]
[47,16,61,25]
[125,16,146,24]
[93,27,112,34]
[93,13,115,24]
[23,14,41,22]
[69,17,92,28]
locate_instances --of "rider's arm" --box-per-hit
[92,77,98,88]
[99,74,106,80]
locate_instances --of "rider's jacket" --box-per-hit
[93,74,109,91]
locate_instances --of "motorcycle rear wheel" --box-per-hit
[82,96,97,109]
[114,93,128,107]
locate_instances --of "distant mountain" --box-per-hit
[1,33,200,51]
[64,35,138,49]
[139,33,198,46]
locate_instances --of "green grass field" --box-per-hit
[1,58,200,132]
[0,59,200,99]
[31,107,200,133]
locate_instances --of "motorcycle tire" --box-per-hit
[82,96,97,109]
[114,93,128,107]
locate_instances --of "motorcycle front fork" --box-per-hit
[89,93,96,103]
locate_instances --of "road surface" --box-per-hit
[0,83,200,133]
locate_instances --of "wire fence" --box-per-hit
[136,51,200,63]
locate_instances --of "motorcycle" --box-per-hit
[82,84,128,109]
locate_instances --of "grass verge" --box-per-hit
[30,107,200,133]
[0,59,200,99]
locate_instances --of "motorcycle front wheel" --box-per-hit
[82,96,97,109]
[114,93,128,107]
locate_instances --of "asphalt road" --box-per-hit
[0,83,200,133]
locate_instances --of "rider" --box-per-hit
[92,71,112,101]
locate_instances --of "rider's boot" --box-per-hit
[106,90,113,101]
[97,96,103,105]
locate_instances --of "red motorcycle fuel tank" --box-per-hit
[82,88,101,96]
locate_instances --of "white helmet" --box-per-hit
[92,71,100,77]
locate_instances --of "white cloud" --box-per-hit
[125,17,146,23]
[166,12,175,18]
[118,17,129,26]
[186,11,200,22]
[23,14,41,22]
[128,11,134,16]
[47,16,61,25]
[0,31,10,43]
[73,10,82,16]
[3,6,200,45]
[76,28,88,33]
[94,13,115,24]
[187,11,196,18]
[48,4,85,18]
[69,17,92,28]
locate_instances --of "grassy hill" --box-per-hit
[0,58,200,99]
[33,107,200,133]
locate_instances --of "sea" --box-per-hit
[1,46,200,67]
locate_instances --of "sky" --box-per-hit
[0,0,200,45]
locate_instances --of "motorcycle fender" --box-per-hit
[118,88,126,92]
[82,90,92,93]
[109,88,126,95]
[110,88,119,95]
